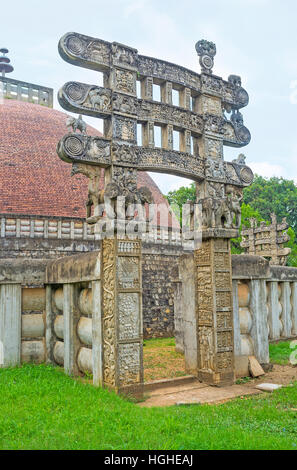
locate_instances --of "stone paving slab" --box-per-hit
[139,365,296,408]
[139,382,262,408]
[149,381,208,397]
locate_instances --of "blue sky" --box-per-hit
[2,0,297,193]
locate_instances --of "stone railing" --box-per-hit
[0,259,47,367]
[232,256,297,374]
[0,77,53,107]
[45,252,101,385]
[0,253,101,386]
[0,214,94,241]
[0,213,187,247]
[175,254,297,377]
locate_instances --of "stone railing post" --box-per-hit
[92,279,102,386]
[249,280,269,364]
[291,282,297,336]
[232,280,241,357]
[0,284,22,367]
[280,282,292,338]
[63,284,80,376]
[267,281,281,340]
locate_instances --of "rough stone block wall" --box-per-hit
[0,238,99,259]
[142,244,182,338]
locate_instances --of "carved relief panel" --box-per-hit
[195,238,234,384]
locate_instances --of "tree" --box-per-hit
[231,203,266,254]
[166,183,196,223]
[164,176,297,265]
[286,227,297,267]
[165,184,266,253]
[166,183,196,207]
[243,176,297,231]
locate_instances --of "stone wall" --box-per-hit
[142,244,182,338]
[0,214,183,338]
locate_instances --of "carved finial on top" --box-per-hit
[232,154,246,165]
[228,75,242,87]
[195,39,216,74]
[270,213,277,225]
[0,48,14,77]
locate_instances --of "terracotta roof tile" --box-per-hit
[0,99,179,228]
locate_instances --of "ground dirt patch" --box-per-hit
[141,338,297,407]
[139,364,297,407]
[143,337,187,382]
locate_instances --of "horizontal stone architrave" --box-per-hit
[57,134,252,186]
[3,253,297,287]
[58,32,249,110]
[59,81,249,148]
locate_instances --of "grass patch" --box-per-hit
[143,337,186,381]
[235,376,252,385]
[269,341,293,365]
[0,364,297,450]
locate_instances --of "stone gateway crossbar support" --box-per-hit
[55,32,253,390]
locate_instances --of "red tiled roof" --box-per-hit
[0,99,179,227]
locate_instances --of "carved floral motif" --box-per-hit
[102,238,116,387]
[118,293,139,340]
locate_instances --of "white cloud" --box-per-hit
[249,161,285,178]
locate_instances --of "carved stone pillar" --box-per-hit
[161,81,172,105]
[180,129,191,154]
[180,87,191,109]
[141,77,153,100]
[195,238,235,386]
[142,121,155,148]
[101,237,143,393]
[161,124,174,150]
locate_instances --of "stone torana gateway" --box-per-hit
[241,213,291,266]
[52,32,254,391]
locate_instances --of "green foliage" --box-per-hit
[0,364,297,450]
[235,376,252,385]
[165,175,297,265]
[243,176,297,266]
[166,183,196,223]
[243,175,297,231]
[166,183,196,206]
[269,341,293,365]
[286,227,297,267]
[231,203,266,254]
[164,185,267,253]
